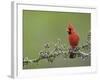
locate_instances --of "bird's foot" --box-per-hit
[68,47,79,58]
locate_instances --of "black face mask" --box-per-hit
[68,28,71,34]
[68,31,71,34]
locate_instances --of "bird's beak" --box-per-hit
[67,29,69,33]
[67,29,71,34]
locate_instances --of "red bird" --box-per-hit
[66,23,80,58]
[67,23,80,49]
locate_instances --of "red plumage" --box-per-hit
[67,23,80,49]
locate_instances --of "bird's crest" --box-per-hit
[68,23,75,31]
[66,23,76,33]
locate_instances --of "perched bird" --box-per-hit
[66,23,80,58]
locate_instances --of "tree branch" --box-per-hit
[23,31,91,66]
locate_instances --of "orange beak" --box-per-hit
[67,28,71,34]
[66,28,69,33]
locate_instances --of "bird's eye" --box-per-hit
[68,28,72,34]
[69,28,71,31]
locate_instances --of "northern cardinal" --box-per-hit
[66,23,80,58]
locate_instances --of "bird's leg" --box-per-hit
[68,47,77,58]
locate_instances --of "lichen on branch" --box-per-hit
[23,32,91,66]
